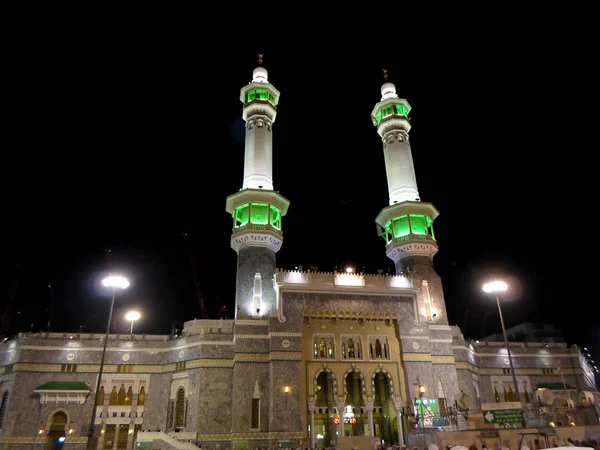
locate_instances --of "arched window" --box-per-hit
[342,343,346,359]
[375,339,382,358]
[174,388,186,430]
[370,343,374,359]
[51,411,67,425]
[383,343,388,359]
[109,386,118,405]
[97,386,105,406]
[348,339,355,358]
[0,391,9,429]
[117,384,127,405]
[125,387,133,406]
[319,338,326,358]
[327,341,333,358]
[313,342,318,358]
[251,381,260,430]
[356,342,361,359]
[138,386,145,406]
[48,411,68,444]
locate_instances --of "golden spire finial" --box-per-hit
[383,69,388,81]
[258,53,264,66]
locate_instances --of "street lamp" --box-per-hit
[125,311,141,335]
[86,275,130,450]
[483,280,524,422]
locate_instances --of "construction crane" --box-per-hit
[0,236,25,338]
[181,232,208,320]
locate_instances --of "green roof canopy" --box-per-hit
[535,382,576,390]
[35,381,91,391]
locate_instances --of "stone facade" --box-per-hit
[1,273,599,449]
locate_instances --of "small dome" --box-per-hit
[381,82,398,100]
[252,67,269,83]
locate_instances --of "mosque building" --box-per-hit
[0,61,598,450]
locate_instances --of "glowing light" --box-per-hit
[68,429,73,434]
[58,437,66,443]
[125,311,141,321]
[102,275,130,290]
[335,273,364,287]
[344,405,354,418]
[345,267,354,273]
[389,275,411,288]
[283,385,290,393]
[419,385,426,394]
[482,280,508,293]
[317,433,324,440]
[38,430,44,434]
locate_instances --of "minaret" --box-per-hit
[373,71,460,410]
[373,70,447,324]
[225,54,290,320]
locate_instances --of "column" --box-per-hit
[367,408,374,437]
[126,424,134,449]
[308,403,315,448]
[395,408,404,445]
[98,423,106,450]
[337,402,345,438]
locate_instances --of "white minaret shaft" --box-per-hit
[242,66,275,191]
[377,82,420,205]
[383,131,420,205]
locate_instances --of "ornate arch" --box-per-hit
[371,368,395,398]
[342,368,367,401]
[44,407,71,431]
[313,368,338,398]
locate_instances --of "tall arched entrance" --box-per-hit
[343,370,365,437]
[314,371,336,447]
[373,372,398,445]
[47,411,67,449]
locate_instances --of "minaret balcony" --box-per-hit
[233,223,282,236]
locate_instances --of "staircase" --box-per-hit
[135,431,200,449]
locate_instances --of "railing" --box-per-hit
[233,223,282,235]
[276,269,412,289]
[136,431,200,449]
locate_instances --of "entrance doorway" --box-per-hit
[47,411,67,449]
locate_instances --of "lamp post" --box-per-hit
[86,275,130,450]
[125,311,141,335]
[483,280,525,426]
[416,378,426,428]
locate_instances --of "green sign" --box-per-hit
[135,442,153,449]
[483,408,523,424]
[233,441,249,450]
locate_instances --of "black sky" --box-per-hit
[1,24,597,367]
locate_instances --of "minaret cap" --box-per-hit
[381,68,398,100]
[252,53,268,83]
[253,66,269,83]
[381,82,398,100]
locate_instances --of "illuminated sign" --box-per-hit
[333,416,357,424]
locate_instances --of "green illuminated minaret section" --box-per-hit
[372,71,439,273]
[225,56,290,320]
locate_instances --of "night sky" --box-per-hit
[2,29,597,368]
